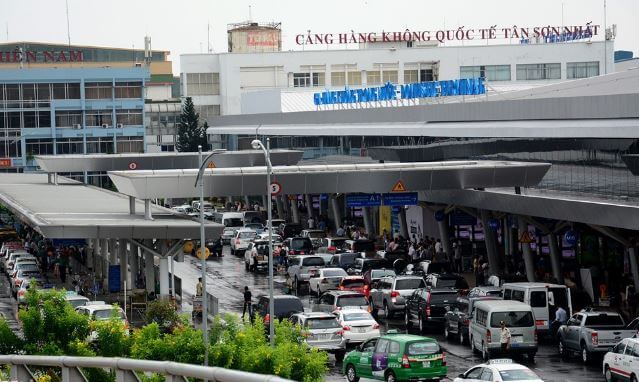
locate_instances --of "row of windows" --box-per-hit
[186,73,220,96]
[460,62,599,81]
[0,110,143,129]
[293,69,436,88]
[0,82,143,102]
[23,137,143,156]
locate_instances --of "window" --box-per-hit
[476,309,488,326]
[116,109,143,126]
[347,71,362,85]
[25,139,54,155]
[511,290,525,302]
[37,84,51,100]
[85,82,112,99]
[584,314,624,327]
[516,63,561,80]
[5,84,19,100]
[407,341,440,355]
[466,368,485,379]
[312,73,325,87]
[293,73,311,87]
[567,61,599,79]
[382,70,398,83]
[186,73,220,95]
[375,338,389,353]
[499,369,541,381]
[331,72,346,87]
[55,111,83,128]
[404,69,418,83]
[460,65,511,81]
[114,82,142,99]
[366,71,381,85]
[530,291,547,307]
[480,368,493,381]
[490,311,534,328]
[503,289,512,300]
[420,68,435,82]
[395,278,425,290]
[86,110,113,127]
[388,341,400,354]
[336,295,367,308]
[195,105,221,123]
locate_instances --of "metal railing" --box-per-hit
[0,355,293,382]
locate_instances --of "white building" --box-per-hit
[181,40,612,118]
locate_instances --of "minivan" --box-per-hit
[212,212,244,228]
[502,282,572,334]
[469,300,538,361]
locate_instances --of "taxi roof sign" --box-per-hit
[486,358,514,365]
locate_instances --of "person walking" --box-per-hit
[500,320,512,354]
[242,286,252,318]
[196,277,203,297]
[453,241,463,273]
[307,216,315,229]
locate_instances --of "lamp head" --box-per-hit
[251,139,261,150]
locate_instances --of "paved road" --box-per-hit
[175,246,608,382]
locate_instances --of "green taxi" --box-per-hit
[342,332,447,382]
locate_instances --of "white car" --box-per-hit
[454,359,543,382]
[16,277,51,305]
[230,228,257,256]
[65,291,90,309]
[76,302,128,341]
[333,309,380,345]
[603,338,639,382]
[308,267,348,296]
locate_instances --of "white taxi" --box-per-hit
[603,338,639,382]
[454,359,543,382]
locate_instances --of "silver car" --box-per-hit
[291,312,346,362]
[369,275,425,319]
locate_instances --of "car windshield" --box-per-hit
[330,239,347,248]
[490,311,534,328]
[274,298,304,315]
[342,279,365,288]
[68,298,89,308]
[585,314,625,326]
[93,309,125,321]
[336,295,368,307]
[290,239,312,250]
[395,279,425,290]
[302,257,324,267]
[307,231,326,238]
[499,369,540,381]
[323,269,347,277]
[343,312,373,321]
[239,231,256,239]
[407,341,440,355]
[18,265,40,273]
[306,317,340,329]
[224,218,244,227]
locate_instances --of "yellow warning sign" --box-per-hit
[519,231,535,244]
[391,180,406,192]
[207,162,216,169]
[197,247,211,260]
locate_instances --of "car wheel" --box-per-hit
[335,350,345,363]
[581,343,591,364]
[558,339,568,359]
[482,342,489,361]
[385,370,396,382]
[345,364,359,382]
[404,310,412,328]
[419,314,425,333]
[384,303,391,319]
[604,366,615,382]
[459,326,466,345]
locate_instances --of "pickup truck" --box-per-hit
[558,309,636,364]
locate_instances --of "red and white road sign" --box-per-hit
[128,162,138,170]
[270,181,282,196]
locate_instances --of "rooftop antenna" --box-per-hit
[65,0,71,46]
[144,36,152,66]
[249,5,253,22]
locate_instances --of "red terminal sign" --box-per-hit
[0,50,84,64]
[295,24,600,45]
[0,158,12,168]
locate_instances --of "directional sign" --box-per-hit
[391,180,406,192]
[382,192,418,207]
[128,161,138,170]
[270,181,282,196]
[346,194,381,207]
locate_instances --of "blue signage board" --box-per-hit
[382,192,418,207]
[108,265,120,293]
[488,218,501,231]
[451,210,476,226]
[434,210,446,222]
[319,194,328,201]
[52,239,87,247]
[564,230,578,246]
[314,78,485,106]
[346,194,381,207]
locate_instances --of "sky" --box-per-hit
[1,0,637,74]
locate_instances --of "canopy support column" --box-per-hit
[518,216,536,282]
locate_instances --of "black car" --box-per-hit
[425,273,469,290]
[347,257,391,275]
[404,287,458,333]
[327,252,360,271]
[253,295,304,323]
[279,223,303,238]
[285,237,313,256]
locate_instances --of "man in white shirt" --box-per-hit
[434,239,442,254]
[307,216,315,229]
[500,321,511,353]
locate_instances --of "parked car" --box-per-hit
[334,309,380,345]
[256,232,283,242]
[253,295,304,323]
[603,337,639,382]
[369,275,426,319]
[405,287,459,333]
[16,277,51,305]
[284,237,313,256]
[558,309,635,363]
[444,296,501,345]
[220,227,237,245]
[313,291,370,313]
[318,237,348,254]
[279,223,303,238]
[244,222,264,233]
[338,276,369,296]
[344,239,376,257]
[328,252,361,271]
[347,257,391,276]
[469,300,537,361]
[76,302,128,341]
[363,268,396,286]
[502,282,572,335]
[468,286,502,298]
[5,252,34,275]
[342,333,447,382]
[425,273,470,291]
[454,359,543,382]
[11,265,41,296]
[300,229,327,248]
[314,252,335,266]
[287,255,326,293]
[308,267,348,295]
[65,291,90,309]
[230,228,257,256]
[291,312,346,361]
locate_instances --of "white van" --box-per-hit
[502,282,572,334]
[469,300,538,361]
[212,212,244,228]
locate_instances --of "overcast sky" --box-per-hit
[2,0,637,74]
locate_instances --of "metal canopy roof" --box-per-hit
[35,150,303,172]
[108,160,551,199]
[0,174,223,239]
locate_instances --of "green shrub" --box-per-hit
[0,318,23,354]
[91,317,132,357]
[145,299,182,333]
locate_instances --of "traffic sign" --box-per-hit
[128,161,138,170]
[519,230,535,244]
[270,181,282,196]
[346,194,381,207]
[391,180,406,192]
[382,192,418,207]
[564,230,578,246]
[206,162,216,169]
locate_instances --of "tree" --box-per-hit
[176,97,208,152]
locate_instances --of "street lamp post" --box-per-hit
[251,138,275,346]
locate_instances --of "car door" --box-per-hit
[371,338,390,379]
[405,289,419,321]
[463,367,486,382]
[356,338,378,378]
[609,340,627,375]
[480,367,494,382]
[564,314,583,350]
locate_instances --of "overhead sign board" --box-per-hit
[346,193,418,207]
[346,194,381,207]
[382,192,418,206]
